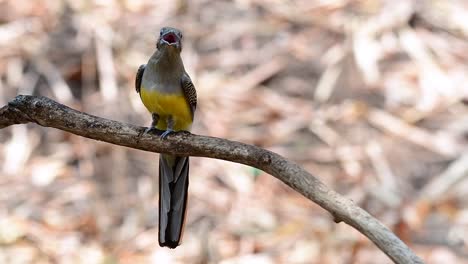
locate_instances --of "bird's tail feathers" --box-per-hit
[158,154,189,248]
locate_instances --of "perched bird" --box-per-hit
[135,27,197,248]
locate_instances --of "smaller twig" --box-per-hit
[308,119,341,146]
[2,126,35,176]
[95,26,118,102]
[314,45,345,102]
[17,71,40,96]
[420,151,468,202]
[35,58,74,103]
[227,57,285,93]
[351,1,415,85]
[413,0,468,39]
[0,18,41,45]
[367,109,461,157]
[366,141,401,207]
[366,141,397,191]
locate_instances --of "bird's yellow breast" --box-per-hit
[140,86,192,131]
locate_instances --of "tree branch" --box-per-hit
[0,95,424,263]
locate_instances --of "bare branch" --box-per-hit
[0,95,424,264]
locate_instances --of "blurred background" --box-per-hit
[0,0,468,263]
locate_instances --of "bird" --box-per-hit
[135,27,197,248]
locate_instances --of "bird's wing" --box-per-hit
[135,64,146,93]
[181,73,197,119]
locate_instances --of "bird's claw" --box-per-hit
[144,127,156,135]
[138,127,156,138]
[160,129,174,139]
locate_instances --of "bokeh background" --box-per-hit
[1,0,468,263]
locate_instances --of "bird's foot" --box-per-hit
[144,127,157,135]
[160,129,174,139]
[138,127,157,139]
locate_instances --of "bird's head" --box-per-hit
[157,27,183,53]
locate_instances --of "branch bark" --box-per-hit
[0,95,424,263]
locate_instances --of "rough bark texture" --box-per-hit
[0,95,424,264]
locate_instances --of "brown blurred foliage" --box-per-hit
[0,0,468,263]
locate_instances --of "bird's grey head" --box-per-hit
[157,27,183,53]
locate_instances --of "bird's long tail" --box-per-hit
[158,154,189,248]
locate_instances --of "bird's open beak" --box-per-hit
[161,32,180,46]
